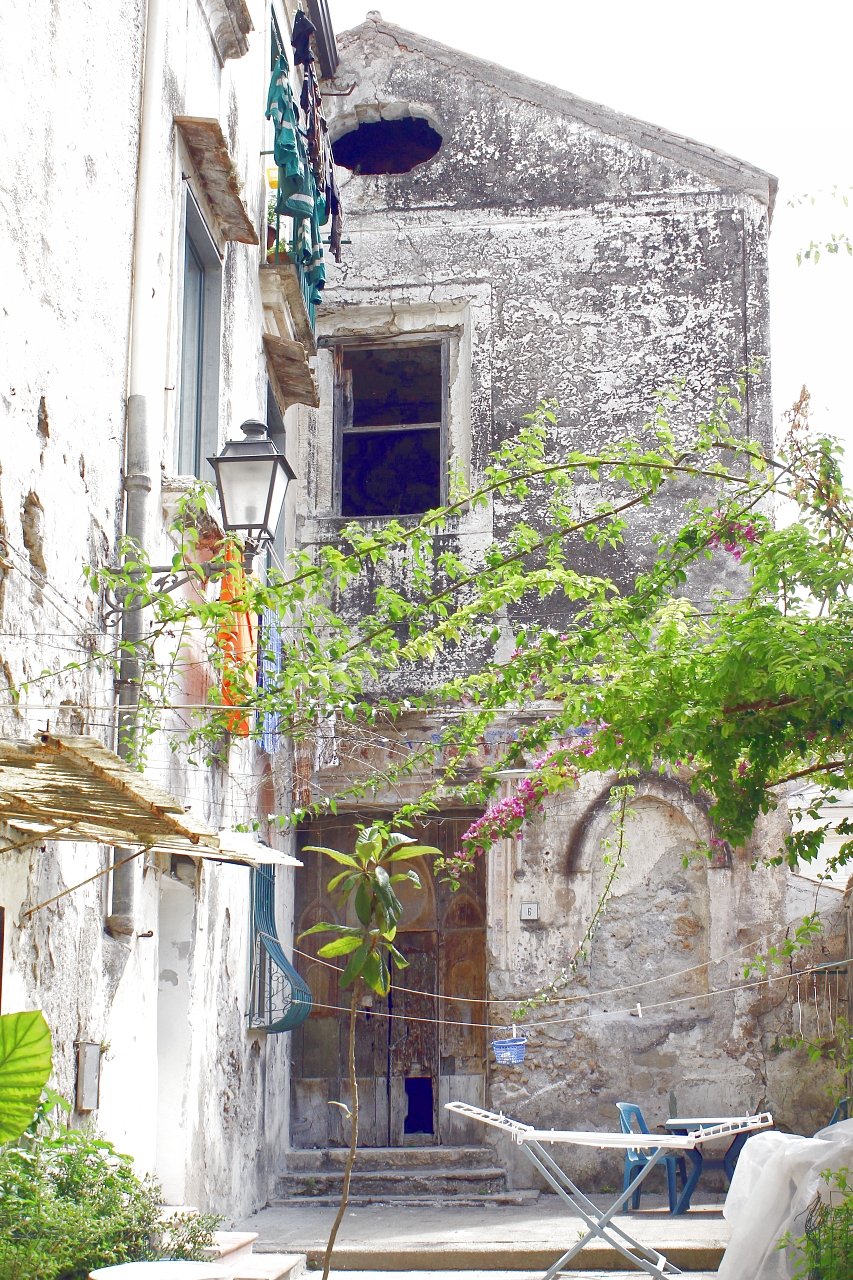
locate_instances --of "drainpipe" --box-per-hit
[107,0,167,938]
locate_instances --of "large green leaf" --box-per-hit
[0,1010,53,1143]
[384,832,416,848]
[302,845,358,867]
[298,922,361,939]
[318,935,365,958]
[386,845,442,861]
[390,869,421,888]
[340,938,371,987]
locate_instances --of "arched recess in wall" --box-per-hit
[567,777,716,1007]
[330,102,443,175]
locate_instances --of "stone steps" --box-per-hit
[284,1146,499,1171]
[277,1146,509,1202]
[278,1242,727,1272]
[272,1191,540,1208]
[276,1167,508,1200]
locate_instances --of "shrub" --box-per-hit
[783,1168,853,1280]
[0,1095,220,1280]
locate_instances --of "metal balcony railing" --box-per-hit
[249,865,312,1032]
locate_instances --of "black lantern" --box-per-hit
[209,420,295,572]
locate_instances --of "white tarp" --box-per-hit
[718,1118,853,1279]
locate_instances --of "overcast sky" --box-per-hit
[329,0,853,469]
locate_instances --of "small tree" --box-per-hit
[298,824,441,1280]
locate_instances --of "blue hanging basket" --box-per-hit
[491,1034,527,1064]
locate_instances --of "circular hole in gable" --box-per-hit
[332,116,442,175]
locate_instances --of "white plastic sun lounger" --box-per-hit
[445,1102,773,1278]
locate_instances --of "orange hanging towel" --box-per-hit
[216,545,256,736]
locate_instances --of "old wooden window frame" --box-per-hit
[176,187,222,481]
[330,334,450,518]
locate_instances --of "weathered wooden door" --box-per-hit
[291,812,485,1148]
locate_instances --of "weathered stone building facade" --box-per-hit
[1,0,846,1219]
[285,14,849,1191]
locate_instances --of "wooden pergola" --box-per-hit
[0,733,298,866]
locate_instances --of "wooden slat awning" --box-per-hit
[0,734,219,855]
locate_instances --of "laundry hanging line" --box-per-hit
[290,917,846,1009]
[297,953,853,1035]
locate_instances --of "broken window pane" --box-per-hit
[339,344,443,518]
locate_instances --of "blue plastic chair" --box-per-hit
[828,1097,850,1125]
[617,1103,687,1213]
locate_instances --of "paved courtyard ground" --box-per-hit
[236,1193,728,1274]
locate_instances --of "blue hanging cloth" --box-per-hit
[258,606,283,754]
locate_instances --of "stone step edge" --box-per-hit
[206,1230,259,1260]
[254,1244,726,1272]
[317,1273,723,1280]
[284,1147,493,1158]
[228,1251,306,1280]
[277,1168,507,1181]
[269,1191,539,1207]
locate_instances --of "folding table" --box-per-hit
[663,1116,759,1214]
[446,1101,773,1278]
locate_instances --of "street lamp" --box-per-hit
[209,419,296,573]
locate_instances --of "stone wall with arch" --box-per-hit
[484,770,848,1189]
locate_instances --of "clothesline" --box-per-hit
[290,918,846,1008]
[298,954,852,1034]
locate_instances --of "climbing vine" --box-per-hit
[24,371,853,942]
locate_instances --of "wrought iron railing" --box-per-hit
[249,865,312,1032]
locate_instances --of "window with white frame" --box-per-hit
[177,190,222,479]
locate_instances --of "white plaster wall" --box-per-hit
[0,0,301,1218]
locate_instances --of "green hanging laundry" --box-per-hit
[265,52,304,213]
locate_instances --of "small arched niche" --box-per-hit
[333,114,442,175]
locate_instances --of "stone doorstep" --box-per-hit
[319,1274,722,1280]
[206,1233,259,1264]
[228,1254,306,1280]
[270,1192,541,1208]
[259,1243,726,1272]
[284,1148,500,1172]
[275,1169,508,1199]
[202,1231,305,1280]
[320,1274,723,1280]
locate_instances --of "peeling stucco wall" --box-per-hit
[0,0,301,1218]
[291,18,843,1170]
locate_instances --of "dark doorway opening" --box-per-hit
[404,1077,434,1134]
[333,117,442,175]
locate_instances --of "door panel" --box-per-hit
[390,931,439,1144]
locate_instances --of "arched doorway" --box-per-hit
[291,812,486,1147]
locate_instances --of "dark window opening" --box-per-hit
[332,117,442,175]
[404,1077,434,1134]
[338,343,444,518]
